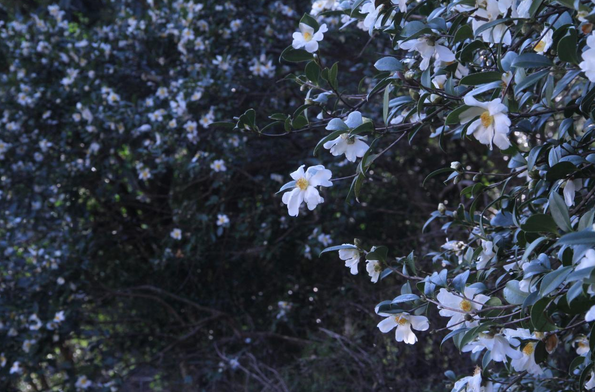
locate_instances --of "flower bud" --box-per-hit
[409,88,419,100]
[404,70,415,80]
[450,161,462,171]
[453,175,460,184]
[438,203,446,214]
[473,173,481,182]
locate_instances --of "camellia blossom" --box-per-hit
[75,375,93,389]
[291,23,328,53]
[471,0,512,45]
[338,245,361,275]
[436,287,490,330]
[534,29,553,54]
[586,371,595,390]
[460,94,511,150]
[280,165,332,216]
[451,367,486,392]
[462,333,522,362]
[377,312,429,344]
[323,111,369,162]
[580,33,595,83]
[366,260,382,283]
[477,240,496,270]
[216,214,230,226]
[511,342,543,375]
[398,37,455,71]
[170,228,182,240]
[563,178,583,207]
[575,335,591,356]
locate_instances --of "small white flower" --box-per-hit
[292,23,328,53]
[586,304,595,322]
[462,333,522,362]
[216,214,230,226]
[75,375,93,389]
[9,361,22,374]
[534,29,553,54]
[581,33,595,83]
[210,159,227,172]
[377,312,429,344]
[575,335,590,357]
[138,168,151,181]
[22,339,35,353]
[477,240,496,270]
[586,371,595,390]
[436,287,490,330]
[338,246,360,275]
[170,228,182,240]
[53,311,65,323]
[460,94,511,150]
[398,37,455,71]
[366,260,382,283]
[511,342,543,375]
[29,314,42,331]
[317,233,332,246]
[452,367,483,392]
[323,112,370,162]
[281,165,333,217]
[563,178,582,207]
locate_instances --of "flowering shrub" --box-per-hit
[245,0,595,389]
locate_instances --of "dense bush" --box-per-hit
[0,0,461,391]
[250,0,595,390]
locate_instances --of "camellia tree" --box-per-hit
[241,0,595,390]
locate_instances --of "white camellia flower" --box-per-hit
[210,159,227,172]
[575,335,590,357]
[436,287,490,330]
[534,29,553,54]
[511,341,543,375]
[291,23,328,53]
[216,214,230,226]
[477,240,496,270]
[563,178,582,207]
[586,304,595,322]
[323,111,369,162]
[451,367,486,392]
[580,33,595,83]
[460,94,511,150]
[462,333,522,362]
[586,371,595,390]
[377,312,429,344]
[395,0,408,13]
[398,37,455,71]
[338,245,361,275]
[366,260,382,283]
[170,228,182,240]
[472,0,512,45]
[75,375,93,389]
[9,361,22,375]
[281,165,332,216]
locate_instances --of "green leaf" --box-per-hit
[511,53,553,68]
[549,192,573,233]
[503,280,529,305]
[392,294,420,304]
[545,161,576,181]
[383,84,392,126]
[423,167,455,187]
[558,28,579,64]
[374,57,403,72]
[514,69,549,95]
[474,18,512,38]
[528,0,544,16]
[459,72,503,86]
[320,244,357,256]
[539,266,572,298]
[453,24,473,44]
[556,231,595,246]
[522,237,549,263]
[280,46,314,63]
[299,13,319,30]
[275,181,296,195]
[531,297,557,331]
[445,105,471,125]
[579,210,595,231]
[305,61,320,84]
[367,245,389,262]
[521,214,559,234]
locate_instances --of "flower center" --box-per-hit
[394,315,408,325]
[459,299,472,312]
[303,31,313,42]
[523,342,535,356]
[374,264,382,272]
[534,40,546,52]
[480,111,493,128]
[296,178,309,190]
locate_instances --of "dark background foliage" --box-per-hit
[0,0,505,390]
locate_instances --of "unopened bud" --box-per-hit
[409,88,419,100]
[450,161,462,171]
[438,203,446,214]
[404,70,415,80]
[473,173,481,182]
[529,179,537,190]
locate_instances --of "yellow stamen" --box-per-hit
[394,314,408,325]
[534,41,546,53]
[480,111,493,128]
[303,31,313,41]
[460,299,472,312]
[296,178,309,190]
[523,342,535,356]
